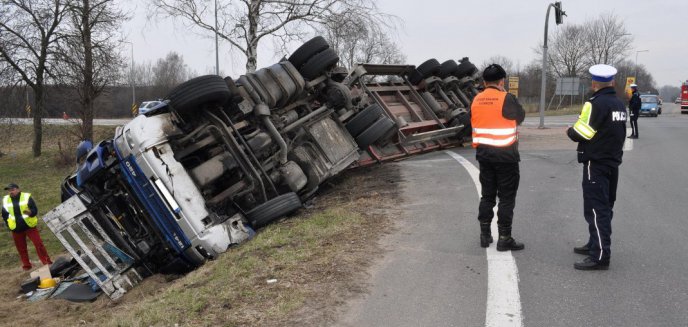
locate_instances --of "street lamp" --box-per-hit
[122,41,136,114]
[215,0,219,75]
[635,49,649,81]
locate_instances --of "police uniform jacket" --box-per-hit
[468,87,526,163]
[629,91,641,115]
[567,87,627,167]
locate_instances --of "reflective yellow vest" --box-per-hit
[3,192,37,231]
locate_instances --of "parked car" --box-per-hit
[43,37,478,299]
[137,100,163,115]
[675,97,681,104]
[639,94,661,117]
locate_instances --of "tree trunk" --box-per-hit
[245,0,259,73]
[32,87,43,157]
[82,0,94,141]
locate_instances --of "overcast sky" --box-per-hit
[122,0,688,87]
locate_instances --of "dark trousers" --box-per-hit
[11,228,52,270]
[478,161,520,235]
[630,115,639,137]
[581,161,618,263]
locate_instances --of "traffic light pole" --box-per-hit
[538,2,564,129]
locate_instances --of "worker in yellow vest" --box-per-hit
[2,183,52,270]
[470,64,526,251]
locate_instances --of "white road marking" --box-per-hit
[624,127,633,151]
[444,150,523,327]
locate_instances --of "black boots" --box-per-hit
[573,244,589,255]
[496,236,525,251]
[480,223,493,248]
[574,257,609,270]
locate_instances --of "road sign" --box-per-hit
[508,89,518,97]
[508,76,519,89]
[555,77,580,95]
[625,77,636,98]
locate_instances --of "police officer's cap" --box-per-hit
[482,64,507,82]
[630,83,638,88]
[589,64,617,82]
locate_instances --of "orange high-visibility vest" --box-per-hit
[470,88,518,147]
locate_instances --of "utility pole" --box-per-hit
[123,41,136,115]
[215,0,220,75]
[538,2,566,129]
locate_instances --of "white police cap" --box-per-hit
[630,83,638,88]
[589,64,617,82]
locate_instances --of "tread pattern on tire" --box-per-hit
[355,117,396,149]
[439,60,459,79]
[166,75,231,114]
[288,36,330,69]
[246,192,302,228]
[299,48,340,80]
[345,104,384,137]
[408,58,440,85]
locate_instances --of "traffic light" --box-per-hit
[554,2,566,25]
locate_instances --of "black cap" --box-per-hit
[4,183,19,190]
[482,64,507,82]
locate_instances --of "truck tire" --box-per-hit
[288,36,330,70]
[166,75,231,114]
[408,58,441,85]
[355,117,396,149]
[345,104,384,137]
[246,192,302,229]
[455,60,478,79]
[299,48,340,80]
[439,60,459,78]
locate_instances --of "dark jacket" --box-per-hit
[567,87,627,167]
[469,87,526,162]
[2,193,38,233]
[629,90,641,115]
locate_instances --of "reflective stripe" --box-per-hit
[592,208,603,261]
[473,127,517,136]
[472,136,517,146]
[572,101,597,140]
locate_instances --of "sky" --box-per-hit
[122,0,688,87]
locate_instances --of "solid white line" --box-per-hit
[444,150,523,327]
[623,128,633,151]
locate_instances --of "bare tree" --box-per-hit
[481,56,515,75]
[546,24,588,77]
[583,13,633,66]
[0,0,70,157]
[152,51,191,95]
[56,0,127,141]
[150,0,387,72]
[321,10,404,70]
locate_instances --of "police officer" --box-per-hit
[628,84,641,139]
[470,64,526,251]
[567,64,627,270]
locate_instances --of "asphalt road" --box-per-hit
[337,103,688,326]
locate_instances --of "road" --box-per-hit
[0,117,130,126]
[336,103,688,326]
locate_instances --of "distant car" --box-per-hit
[137,100,163,115]
[675,97,681,104]
[639,94,660,117]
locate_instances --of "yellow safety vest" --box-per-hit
[3,192,37,231]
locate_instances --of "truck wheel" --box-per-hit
[166,75,231,114]
[455,60,478,79]
[345,104,384,137]
[408,59,441,85]
[355,117,396,149]
[288,36,330,70]
[439,60,459,78]
[299,48,339,80]
[246,192,302,229]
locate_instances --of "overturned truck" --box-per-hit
[43,37,481,299]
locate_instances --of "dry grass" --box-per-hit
[0,123,400,327]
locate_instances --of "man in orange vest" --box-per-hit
[2,183,52,270]
[470,64,525,251]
